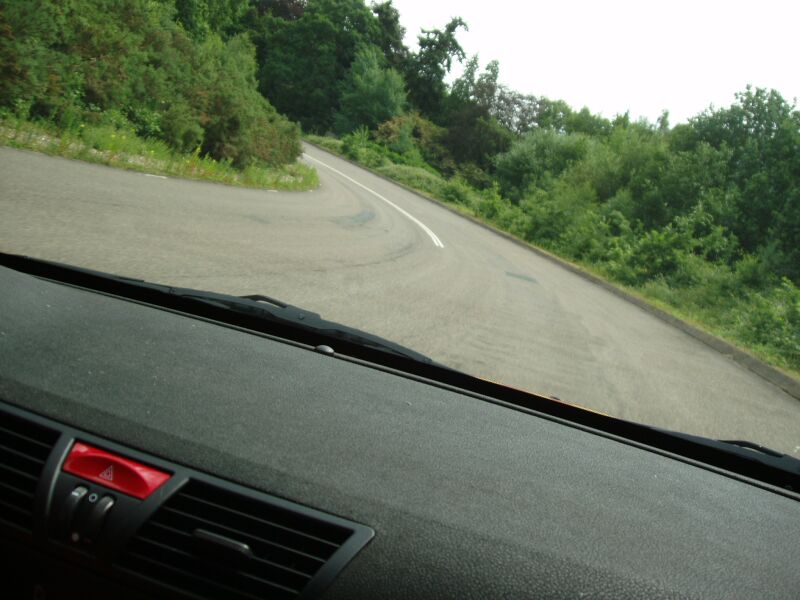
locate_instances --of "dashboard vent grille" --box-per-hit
[119,480,355,599]
[0,411,59,533]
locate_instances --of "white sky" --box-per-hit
[389,0,799,124]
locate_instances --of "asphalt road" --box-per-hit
[2,144,799,454]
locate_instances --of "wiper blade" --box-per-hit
[651,427,800,487]
[0,252,437,365]
[719,439,784,458]
[171,287,437,364]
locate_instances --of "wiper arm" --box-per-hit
[138,286,438,365]
[240,294,289,308]
[0,251,439,366]
[719,439,785,458]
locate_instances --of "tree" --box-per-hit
[334,46,406,133]
[0,0,301,165]
[686,87,800,280]
[249,0,383,131]
[250,0,307,19]
[494,129,589,200]
[174,0,250,38]
[253,12,340,131]
[565,107,611,136]
[443,57,510,175]
[492,88,540,134]
[451,56,500,112]
[371,1,407,69]
[404,17,467,118]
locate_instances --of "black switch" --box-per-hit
[83,495,115,543]
[58,485,88,539]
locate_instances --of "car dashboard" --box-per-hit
[1,262,799,599]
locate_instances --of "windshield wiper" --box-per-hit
[650,427,800,488]
[719,439,785,457]
[2,251,798,494]
[168,287,437,364]
[0,252,438,365]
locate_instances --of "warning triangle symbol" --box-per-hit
[99,465,114,481]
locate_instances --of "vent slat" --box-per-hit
[0,442,48,469]
[181,483,352,545]
[178,492,343,546]
[119,480,358,599]
[0,497,30,517]
[0,411,58,535]
[142,522,319,578]
[0,423,57,456]
[0,478,35,501]
[0,463,39,491]
[132,534,311,590]
[124,548,298,600]
[160,504,333,563]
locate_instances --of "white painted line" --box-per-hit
[144,174,167,179]
[303,153,444,248]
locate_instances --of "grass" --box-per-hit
[304,134,800,379]
[305,134,343,155]
[1,117,318,191]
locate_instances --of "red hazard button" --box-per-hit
[62,442,171,499]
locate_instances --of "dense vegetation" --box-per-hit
[1,0,798,372]
[1,0,301,167]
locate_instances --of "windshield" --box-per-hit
[1,0,798,457]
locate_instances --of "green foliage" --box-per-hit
[442,58,512,176]
[251,0,383,132]
[1,115,317,189]
[334,46,406,134]
[404,17,467,118]
[374,112,454,172]
[174,0,249,39]
[439,176,477,206]
[0,0,301,166]
[565,107,612,136]
[370,1,408,69]
[341,126,386,168]
[494,129,589,200]
[304,133,344,154]
[684,87,800,280]
[376,163,446,197]
[733,279,800,368]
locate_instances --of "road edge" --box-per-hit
[303,140,800,402]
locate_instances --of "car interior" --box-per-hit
[1,252,799,599]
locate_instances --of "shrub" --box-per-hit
[440,177,476,207]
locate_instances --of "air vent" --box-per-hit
[119,480,363,599]
[0,411,59,533]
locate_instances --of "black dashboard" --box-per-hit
[1,260,799,599]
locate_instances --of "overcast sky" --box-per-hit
[389,0,799,124]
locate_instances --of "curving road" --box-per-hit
[1,144,799,454]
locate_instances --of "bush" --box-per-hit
[494,129,589,200]
[732,280,800,369]
[1,1,301,167]
[341,127,387,168]
[440,177,477,207]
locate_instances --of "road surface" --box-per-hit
[1,144,798,453]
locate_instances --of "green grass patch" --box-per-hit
[305,134,344,155]
[1,117,318,191]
